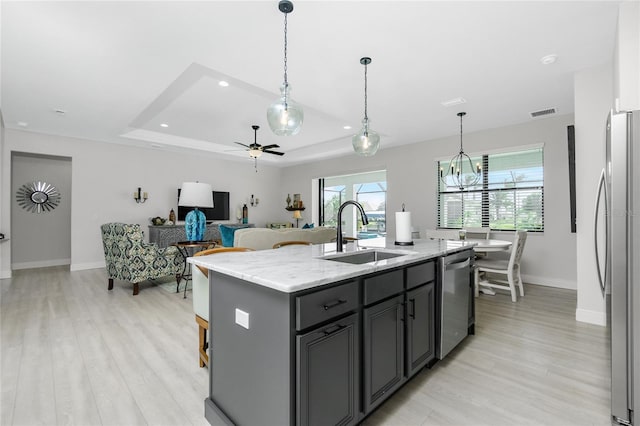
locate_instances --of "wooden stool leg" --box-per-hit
[196,315,209,367]
[133,283,140,296]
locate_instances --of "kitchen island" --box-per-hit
[189,238,476,426]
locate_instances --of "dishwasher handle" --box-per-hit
[444,257,471,271]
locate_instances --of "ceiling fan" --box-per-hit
[235,125,285,159]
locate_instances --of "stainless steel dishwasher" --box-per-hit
[438,250,472,359]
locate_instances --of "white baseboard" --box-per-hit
[0,269,11,279]
[70,261,105,271]
[521,274,576,290]
[576,308,606,326]
[12,258,71,270]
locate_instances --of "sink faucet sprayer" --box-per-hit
[336,200,369,252]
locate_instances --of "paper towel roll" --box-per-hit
[395,211,412,243]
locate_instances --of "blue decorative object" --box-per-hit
[219,224,251,247]
[185,208,206,241]
[302,223,315,229]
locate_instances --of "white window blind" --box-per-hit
[437,147,544,231]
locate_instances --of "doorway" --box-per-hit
[11,152,72,270]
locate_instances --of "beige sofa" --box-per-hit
[233,226,336,250]
[192,226,336,367]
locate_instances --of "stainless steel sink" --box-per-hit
[322,250,407,265]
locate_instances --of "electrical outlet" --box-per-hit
[235,308,249,329]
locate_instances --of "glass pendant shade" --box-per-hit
[352,118,380,156]
[267,83,303,136]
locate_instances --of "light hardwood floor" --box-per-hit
[1,267,610,426]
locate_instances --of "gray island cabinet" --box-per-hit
[189,239,475,426]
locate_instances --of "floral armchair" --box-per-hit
[100,223,182,295]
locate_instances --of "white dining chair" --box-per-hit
[474,230,527,302]
[464,227,490,240]
[424,229,459,240]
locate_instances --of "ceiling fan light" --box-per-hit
[352,118,380,156]
[267,83,303,136]
[249,148,263,158]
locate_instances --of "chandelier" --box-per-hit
[440,112,482,190]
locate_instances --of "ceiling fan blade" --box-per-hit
[261,144,280,150]
[263,150,285,156]
[234,142,250,148]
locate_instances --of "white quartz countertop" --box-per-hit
[188,238,476,293]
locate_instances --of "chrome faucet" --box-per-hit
[336,200,369,252]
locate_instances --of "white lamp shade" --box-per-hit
[178,182,213,208]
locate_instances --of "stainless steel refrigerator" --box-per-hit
[595,109,640,425]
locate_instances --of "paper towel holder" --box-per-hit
[395,203,414,246]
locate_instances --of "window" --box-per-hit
[437,146,544,231]
[319,170,387,238]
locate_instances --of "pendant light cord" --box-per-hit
[459,113,464,154]
[283,12,288,85]
[363,62,368,120]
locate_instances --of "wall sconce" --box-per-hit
[250,194,259,207]
[134,187,148,204]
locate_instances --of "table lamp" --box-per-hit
[292,209,302,228]
[178,182,213,241]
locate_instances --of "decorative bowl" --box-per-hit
[151,217,167,226]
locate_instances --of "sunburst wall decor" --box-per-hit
[16,181,61,213]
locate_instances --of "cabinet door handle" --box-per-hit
[323,324,346,336]
[323,299,347,310]
[409,298,416,319]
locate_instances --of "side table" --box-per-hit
[173,241,216,298]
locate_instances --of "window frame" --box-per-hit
[436,145,544,232]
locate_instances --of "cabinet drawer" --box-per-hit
[406,261,435,289]
[296,281,359,330]
[363,269,403,305]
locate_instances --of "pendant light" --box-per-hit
[439,112,482,191]
[267,0,303,136]
[352,57,380,156]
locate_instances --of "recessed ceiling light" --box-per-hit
[219,81,229,87]
[343,125,352,130]
[540,54,558,65]
[160,123,169,128]
[441,97,466,108]
[17,121,28,127]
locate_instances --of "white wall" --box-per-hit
[281,114,577,289]
[0,129,283,276]
[11,153,72,269]
[574,63,613,326]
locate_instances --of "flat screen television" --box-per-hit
[177,189,230,222]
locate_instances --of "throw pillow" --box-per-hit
[219,224,250,247]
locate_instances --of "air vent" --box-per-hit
[530,107,557,118]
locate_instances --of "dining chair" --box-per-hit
[192,247,254,367]
[424,229,459,240]
[272,240,313,249]
[474,230,527,302]
[464,227,491,240]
